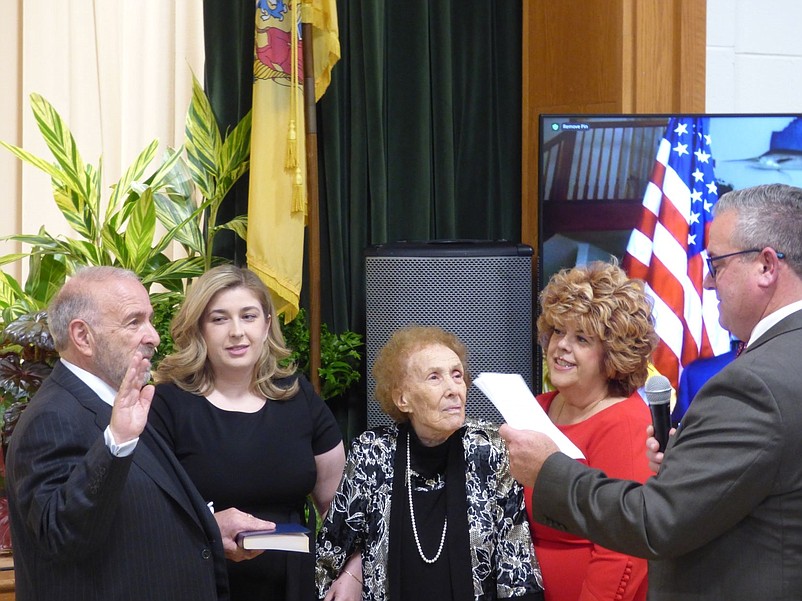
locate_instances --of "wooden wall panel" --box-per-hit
[526,1,624,113]
[521,0,706,254]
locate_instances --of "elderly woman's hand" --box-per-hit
[325,552,363,601]
[324,575,362,601]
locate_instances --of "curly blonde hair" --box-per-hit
[154,265,299,400]
[373,325,471,423]
[537,261,657,396]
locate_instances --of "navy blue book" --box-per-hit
[235,523,310,553]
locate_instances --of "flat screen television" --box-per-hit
[537,113,802,391]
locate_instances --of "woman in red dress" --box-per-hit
[526,261,657,601]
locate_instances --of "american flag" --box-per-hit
[623,117,731,389]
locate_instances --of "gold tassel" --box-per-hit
[285,118,298,169]
[286,0,300,174]
[289,2,304,215]
[292,166,305,213]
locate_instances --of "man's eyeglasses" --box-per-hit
[705,248,786,279]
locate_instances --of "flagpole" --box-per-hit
[301,17,322,395]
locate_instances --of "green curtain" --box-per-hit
[203,0,522,437]
[317,0,522,332]
[202,0,254,265]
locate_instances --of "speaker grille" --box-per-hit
[365,244,534,428]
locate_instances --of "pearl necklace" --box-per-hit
[406,432,448,564]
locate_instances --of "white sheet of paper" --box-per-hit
[475,372,585,459]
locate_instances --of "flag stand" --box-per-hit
[301,19,322,394]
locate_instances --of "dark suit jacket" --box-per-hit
[6,362,229,601]
[532,310,802,601]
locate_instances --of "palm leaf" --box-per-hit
[151,150,205,253]
[153,188,205,253]
[123,189,157,274]
[1,231,77,260]
[211,110,251,202]
[107,139,160,221]
[217,162,251,203]
[100,226,128,267]
[151,191,218,260]
[23,254,67,306]
[148,144,190,191]
[142,254,186,293]
[219,109,252,179]
[0,273,26,308]
[141,256,207,287]
[213,215,248,241]
[28,93,91,201]
[62,236,110,266]
[184,75,222,199]
[85,159,102,238]
[0,254,32,269]
[52,185,94,240]
[0,141,68,185]
[151,215,203,259]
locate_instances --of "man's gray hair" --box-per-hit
[48,266,141,352]
[713,183,802,277]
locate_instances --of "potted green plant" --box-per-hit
[279,309,363,401]
[0,76,250,308]
[0,74,363,408]
[0,312,58,453]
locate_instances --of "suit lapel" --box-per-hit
[137,424,208,531]
[744,310,802,355]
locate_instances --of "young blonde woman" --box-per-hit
[151,265,345,601]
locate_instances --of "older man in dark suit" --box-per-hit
[501,183,802,600]
[5,267,270,601]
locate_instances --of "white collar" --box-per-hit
[60,358,117,407]
[747,300,802,348]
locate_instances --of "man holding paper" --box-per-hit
[501,184,802,601]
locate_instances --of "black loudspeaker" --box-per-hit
[364,241,534,428]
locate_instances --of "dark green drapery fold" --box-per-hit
[202,0,254,264]
[203,0,522,436]
[319,0,522,333]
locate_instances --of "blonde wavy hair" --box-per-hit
[154,265,299,400]
[537,261,657,396]
[373,325,471,423]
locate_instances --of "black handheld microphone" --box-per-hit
[644,375,672,453]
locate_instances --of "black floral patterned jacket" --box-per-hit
[315,419,544,600]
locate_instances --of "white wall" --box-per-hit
[0,1,204,282]
[0,0,22,265]
[707,0,802,112]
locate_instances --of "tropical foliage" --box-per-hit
[0,312,58,453]
[0,76,251,321]
[0,79,362,432]
[0,76,252,435]
[280,309,363,401]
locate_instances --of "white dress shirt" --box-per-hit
[60,358,139,457]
